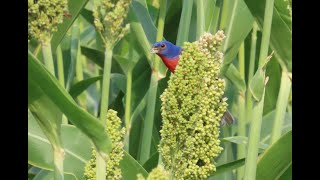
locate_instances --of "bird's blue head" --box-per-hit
[151,40,182,58]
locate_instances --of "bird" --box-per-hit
[151,40,235,125]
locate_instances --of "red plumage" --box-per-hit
[157,54,179,73]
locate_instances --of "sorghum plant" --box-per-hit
[137,166,170,180]
[159,31,227,179]
[84,109,125,180]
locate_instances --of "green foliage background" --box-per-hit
[28,0,292,179]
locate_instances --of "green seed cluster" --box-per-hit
[159,31,227,179]
[28,0,68,42]
[136,166,170,180]
[93,0,131,48]
[84,109,125,180]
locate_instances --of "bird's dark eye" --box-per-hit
[161,44,166,48]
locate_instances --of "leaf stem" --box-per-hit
[53,146,65,180]
[139,0,167,164]
[96,48,113,180]
[246,22,258,123]
[270,71,291,143]
[56,45,65,88]
[124,67,133,152]
[76,20,87,109]
[56,45,68,125]
[176,0,193,46]
[237,42,246,180]
[244,0,275,179]
[41,39,55,75]
[196,0,205,39]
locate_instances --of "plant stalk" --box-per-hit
[246,22,258,123]
[53,146,65,180]
[237,42,246,180]
[76,20,87,109]
[124,67,133,152]
[176,0,193,46]
[56,45,65,88]
[270,71,291,143]
[209,0,223,33]
[243,93,265,180]
[139,0,167,164]
[244,0,275,179]
[196,0,205,39]
[41,39,55,75]
[56,45,68,125]
[96,48,113,180]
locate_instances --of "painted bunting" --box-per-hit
[151,40,234,125]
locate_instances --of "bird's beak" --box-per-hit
[150,47,160,54]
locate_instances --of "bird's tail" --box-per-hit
[221,110,235,126]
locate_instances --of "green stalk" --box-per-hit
[219,0,230,30]
[243,94,265,180]
[42,38,65,180]
[222,0,239,53]
[140,74,158,164]
[237,42,246,180]
[56,45,65,87]
[176,0,193,46]
[270,71,291,143]
[139,0,167,164]
[196,0,205,39]
[244,0,275,179]
[41,39,55,75]
[124,27,134,152]
[246,22,258,123]
[76,20,87,109]
[34,43,42,57]
[53,146,64,180]
[222,127,233,180]
[209,0,223,33]
[56,45,68,125]
[124,67,133,152]
[96,48,113,180]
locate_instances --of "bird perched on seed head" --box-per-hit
[151,40,234,125]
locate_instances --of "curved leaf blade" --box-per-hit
[29,112,148,179]
[256,131,292,179]
[28,51,112,155]
[51,0,90,51]
[244,0,292,71]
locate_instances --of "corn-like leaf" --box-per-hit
[244,0,292,71]
[256,131,292,179]
[51,0,90,51]
[28,51,112,156]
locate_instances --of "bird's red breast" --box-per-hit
[157,54,179,73]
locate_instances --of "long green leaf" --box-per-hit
[131,0,157,44]
[130,0,168,78]
[260,110,292,144]
[69,76,102,98]
[176,0,193,46]
[221,0,254,74]
[244,0,292,71]
[69,74,126,100]
[142,152,159,173]
[225,64,246,92]
[209,158,245,178]
[29,112,148,179]
[28,51,112,156]
[33,170,76,180]
[28,112,91,179]
[51,0,90,51]
[222,136,269,150]
[256,131,292,179]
